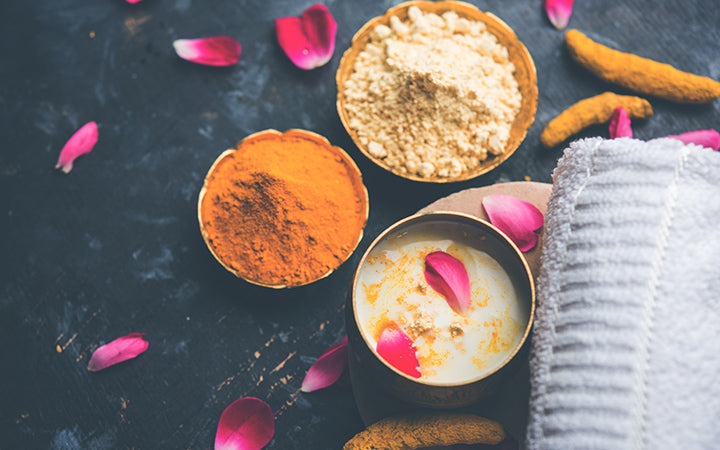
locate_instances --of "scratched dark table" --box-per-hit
[2,0,719,448]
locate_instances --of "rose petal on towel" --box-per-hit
[55,121,98,174]
[173,36,241,66]
[424,251,471,316]
[376,325,421,379]
[545,0,574,30]
[482,195,544,252]
[609,107,633,139]
[301,336,348,392]
[275,4,337,70]
[126,0,143,4]
[665,129,720,151]
[87,332,149,372]
[215,397,274,450]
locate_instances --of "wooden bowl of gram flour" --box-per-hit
[336,1,538,183]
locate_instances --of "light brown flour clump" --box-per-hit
[343,7,522,179]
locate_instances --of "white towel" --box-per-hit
[526,137,720,449]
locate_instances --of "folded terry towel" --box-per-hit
[526,137,720,449]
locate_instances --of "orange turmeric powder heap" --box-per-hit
[199,129,368,287]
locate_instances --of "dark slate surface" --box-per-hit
[2,0,718,448]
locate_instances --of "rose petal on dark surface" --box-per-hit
[215,397,274,450]
[545,0,574,30]
[173,36,241,66]
[301,336,348,392]
[87,332,148,372]
[55,121,98,174]
[275,4,337,70]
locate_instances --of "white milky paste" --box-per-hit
[355,228,529,383]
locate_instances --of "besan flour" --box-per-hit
[343,6,521,179]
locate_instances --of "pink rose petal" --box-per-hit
[126,0,143,4]
[55,121,98,174]
[87,332,149,372]
[301,336,348,392]
[482,194,544,252]
[424,251,471,316]
[376,325,420,379]
[275,4,337,70]
[215,397,274,450]
[665,129,720,151]
[173,36,241,67]
[609,106,633,139]
[545,0,574,30]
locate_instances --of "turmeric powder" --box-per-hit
[198,129,369,287]
[565,29,720,104]
[343,413,505,449]
[540,92,652,148]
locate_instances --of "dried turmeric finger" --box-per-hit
[540,92,652,148]
[565,29,720,104]
[343,413,505,450]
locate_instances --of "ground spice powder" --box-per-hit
[343,6,522,179]
[199,130,368,287]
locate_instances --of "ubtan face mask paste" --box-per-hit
[355,222,529,384]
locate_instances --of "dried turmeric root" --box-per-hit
[565,29,720,104]
[540,92,652,148]
[343,413,505,450]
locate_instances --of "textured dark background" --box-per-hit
[2,0,719,448]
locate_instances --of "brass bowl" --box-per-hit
[198,129,369,288]
[346,212,535,408]
[336,0,538,183]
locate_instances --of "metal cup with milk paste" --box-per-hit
[346,212,535,408]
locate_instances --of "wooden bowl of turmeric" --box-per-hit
[336,1,538,183]
[197,129,369,288]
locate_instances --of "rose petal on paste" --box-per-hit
[87,332,149,372]
[376,325,421,379]
[545,0,574,30]
[173,36,241,66]
[275,4,337,70]
[482,194,544,252]
[665,129,720,151]
[55,121,98,174]
[424,251,471,316]
[301,336,348,392]
[215,397,274,450]
[609,106,633,139]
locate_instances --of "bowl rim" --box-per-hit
[349,211,536,387]
[336,0,538,183]
[197,128,370,289]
